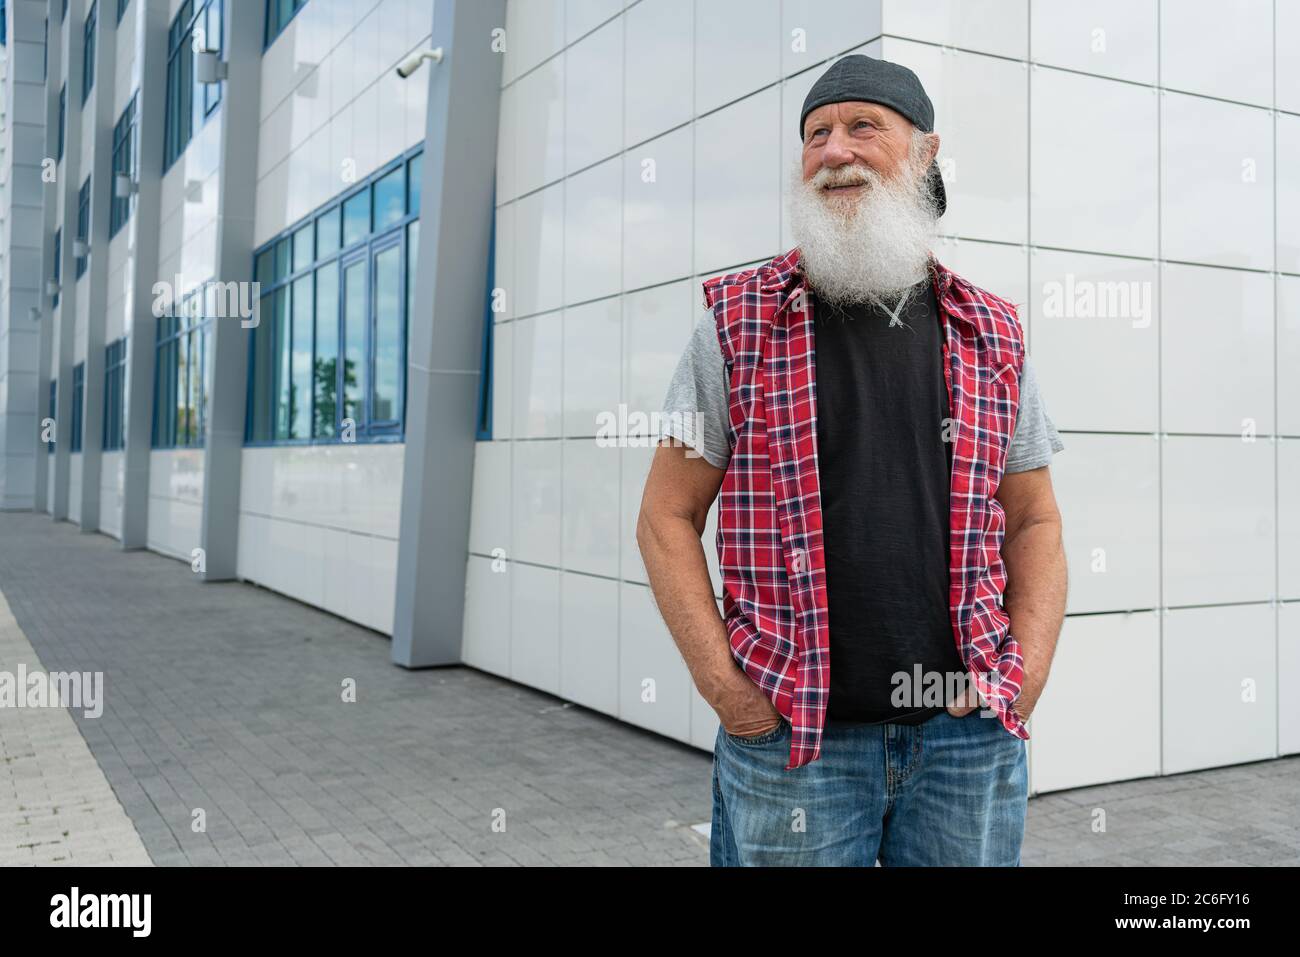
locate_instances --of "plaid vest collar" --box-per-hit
[704,247,1028,769]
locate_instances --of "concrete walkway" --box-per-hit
[0,511,1295,866]
[0,591,151,865]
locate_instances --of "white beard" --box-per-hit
[786,151,939,309]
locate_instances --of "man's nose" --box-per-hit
[820,131,857,167]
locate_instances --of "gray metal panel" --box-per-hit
[51,0,89,522]
[197,0,262,581]
[391,0,506,668]
[76,0,121,533]
[118,0,169,550]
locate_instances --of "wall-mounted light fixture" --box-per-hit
[195,49,228,84]
[396,47,444,79]
[114,173,138,198]
[72,240,89,258]
[45,280,61,297]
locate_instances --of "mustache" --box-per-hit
[809,164,882,190]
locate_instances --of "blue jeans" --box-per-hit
[710,709,1028,866]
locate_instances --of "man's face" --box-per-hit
[800,101,935,207]
[787,99,942,305]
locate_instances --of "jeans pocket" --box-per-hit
[725,718,787,747]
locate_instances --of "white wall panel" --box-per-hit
[1030,612,1160,793]
[693,88,781,275]
[564,19,622,175]
[882,0,1028,60]
[1029,0,1157,84]
[1280,440,1300,601]
[562,438,620,578]
[780,0,882,76]
[560,571,620,716]
[564,158,623,305]
[511,563,561,693]
[98,450,124,539]
[1159,0,1273,106]
[623,0,693,147]
[1162,436,1275,607]
[622,127,693,291]
[1163,603,1276,774]
[1029,250,1157,432]
[1281,604,1300,756]
[693,0,781,117]
[1030,69,1158,258]
[619,582,691,740]
[1280,277,1300,437]
[463,555,511,675]
[1160,263,1273,436]
[1052,435,1160,614]
[1161,93,1274,271]
[563,296,621,436]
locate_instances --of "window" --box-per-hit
[264,0,308,48]
[52,229,62,309]
[152,290,211,449]
[76,177,91,279]
[71,363,85,453]
[164,0,223,171]
[1,1,7,46]
[110,95,137,237]
[116,0,130,25]
[247,147,422,446]
[47,380,57,453]
[82,2,96,106]
[62,0,68,24]
[57,85,66,161]
[475,204,494,440]
[103,338,127,450]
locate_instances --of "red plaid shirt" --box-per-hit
[704,247,1028,770]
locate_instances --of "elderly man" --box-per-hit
[637,54,1067,867]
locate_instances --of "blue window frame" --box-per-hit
[52,229,62,308]
[116,0,130,25]
[110,94,137,237]
[81,2,96,106]
[70,363,85,453]
[264,0,308,48]
[246,146,422,446]
[103,338,127,450]
[57,85,66,161]
[47,379,57,452]
[152,290,211,449]
[75,177,91,278]
[164,0,223,171]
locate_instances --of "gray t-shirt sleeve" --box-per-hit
[1005,357,1065,473]
[659,309,732,470]
[660,313,1062,474]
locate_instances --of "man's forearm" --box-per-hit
[637,514,748,706]
[1001,517,1068,713]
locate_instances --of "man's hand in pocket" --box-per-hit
[712,671,782,737]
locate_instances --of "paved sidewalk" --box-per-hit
[0,592,151,865]
[0,511,1296,866]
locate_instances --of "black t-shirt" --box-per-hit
[812,281,965,726]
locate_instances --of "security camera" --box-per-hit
[396,47,444,79]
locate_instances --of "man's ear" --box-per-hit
[924,131,941,166]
